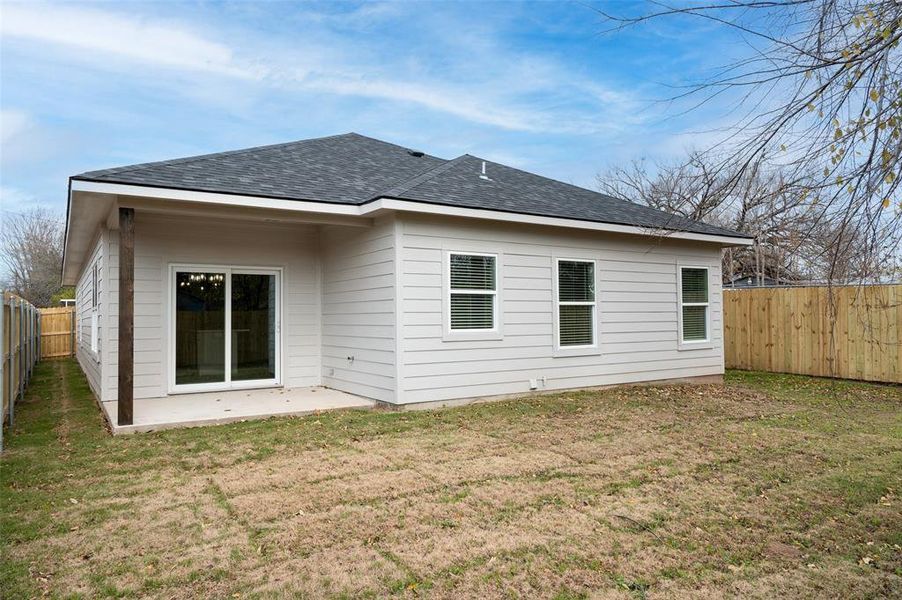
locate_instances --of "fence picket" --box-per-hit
[39,307,76,359]
[2,293,44,451]
[724,285,902,384]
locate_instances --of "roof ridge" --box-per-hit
[343,132,446,162]
[75,132,358,179]
[376,154,468,199]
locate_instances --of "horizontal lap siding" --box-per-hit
[75,232,104,400]
[321,218,396,402]
[399,214,723,404]
[104,214,321,401]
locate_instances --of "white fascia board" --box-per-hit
[364,198,755,246]
[68,180,753,246]
[70,180,361,216]
[61,183,74,281]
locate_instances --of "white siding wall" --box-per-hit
[73,207,726,408]
[397,214,724,404]
[320,217,397,402]
[103,213,321,401]
[75,230,104,400]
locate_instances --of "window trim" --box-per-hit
[677,264,713,349]
[553,257,600,357]
[442,250,503,342]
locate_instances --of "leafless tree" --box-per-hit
[595,0,902,283]
[1,208,65,306]
[598,153,893,283]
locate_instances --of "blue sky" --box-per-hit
[1,1,742,216]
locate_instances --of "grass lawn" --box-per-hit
[1,360,900,599]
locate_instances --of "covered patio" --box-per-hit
[64,176,391,432]
[100,385,375,434]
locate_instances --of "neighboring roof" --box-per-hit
[726,275,782,287]
[72,132,750,239]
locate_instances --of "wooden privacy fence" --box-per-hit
[2,292,42,450]
[40,306,75,359]
[724,284,902,384]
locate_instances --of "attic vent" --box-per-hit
[407,149,425,157]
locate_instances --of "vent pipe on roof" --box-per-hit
[479,160,491,181]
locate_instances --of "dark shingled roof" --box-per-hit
[73,132,749,239]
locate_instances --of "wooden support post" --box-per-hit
[118,207,135,426]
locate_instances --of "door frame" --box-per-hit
[167,263,283,395]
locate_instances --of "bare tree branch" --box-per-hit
[594,0,902,284]
[1,208,65,306]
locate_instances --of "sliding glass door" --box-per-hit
[175,270,227,386]
[172,266,280,393]
[231,273,277,382]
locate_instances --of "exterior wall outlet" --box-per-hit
[529,378,538,390]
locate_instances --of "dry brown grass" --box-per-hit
[2,361,900,599]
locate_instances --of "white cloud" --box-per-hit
[303,74,566,133]
[0,3,643,136]
[0,108,31,144]
[0,3,259,78]
[0,185,38,209]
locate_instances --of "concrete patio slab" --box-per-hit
[101,386,375,434]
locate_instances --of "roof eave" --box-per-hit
[67,180,753,246]
[369,197,754,246]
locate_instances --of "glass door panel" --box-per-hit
[175,271,226,385]
[231,273,276,382]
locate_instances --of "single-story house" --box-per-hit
[62,133,752,432]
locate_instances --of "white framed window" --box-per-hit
[555,259,597,352]
[89,261,99,355]
[90,309,98,354]
[91,263,98,308]
[678,266,710,346]
[447,252,497,331]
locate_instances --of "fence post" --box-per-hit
[27,305,32,380]
[12,299,19,427]
[71,307,75,358]
[29,305,34,375]
[1,294,5,452]
[32,306,36,371]
[6,296,12,429]
[27,305,31,379]
[32,306,37,370]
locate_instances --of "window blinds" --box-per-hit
[450,254,495,290]
[449,254,496,330]
[681,268,708,303]
[558,261,594,302]
[681,268,708,341]
[559,305,594,346]
[558,260,595,347]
